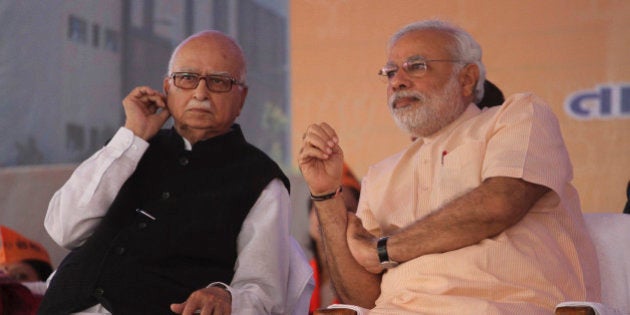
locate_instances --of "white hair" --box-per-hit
[389,20,486,103]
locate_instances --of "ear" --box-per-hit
[236,86,248,116]
[163,76,171,95]
[459,63,479,101]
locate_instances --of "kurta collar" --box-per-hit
[418,103,481,144]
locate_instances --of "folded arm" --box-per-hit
[350,176,550,272]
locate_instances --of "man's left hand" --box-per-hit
[170,286,231,315]
[346,213,383,274]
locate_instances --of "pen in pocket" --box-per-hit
[136,208,156,220]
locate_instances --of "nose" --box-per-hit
[192,77,210,100]
[388,70,411,92]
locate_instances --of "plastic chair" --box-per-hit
[555,213,630,315]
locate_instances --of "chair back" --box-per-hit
[583,213,630,312]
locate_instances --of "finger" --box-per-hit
[129,87,164,105]
[199,305,213,315]
[304,123,334,144]
[155,105,171,122]
[182,302,201,315]
[318,122,340,144]
[170,302,185,314]
[131,86,157,100]
[298,144,334,163]
[304,134,334,156]
[305,123,341,152]
[145,92,167,108]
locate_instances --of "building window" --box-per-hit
[68,15,87,43]
[212,0,229,33]
[66,123,85,151]
[92,24,100,47]
[105,29,120,52]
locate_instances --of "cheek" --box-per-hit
[166,95,184,112]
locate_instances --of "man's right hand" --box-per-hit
[170,286,231,315]
[298,122,344,196]
[122,86,170,140]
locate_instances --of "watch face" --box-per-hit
[380,261,399,269]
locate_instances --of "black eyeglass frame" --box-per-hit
[169,72,246,93]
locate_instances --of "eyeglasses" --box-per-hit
[378,58,463,81]
[170,72,246,93]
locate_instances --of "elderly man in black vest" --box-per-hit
[39,31,311,315]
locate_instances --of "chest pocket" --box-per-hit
[435,140,485,205]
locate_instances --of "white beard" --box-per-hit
[389,75,467,138]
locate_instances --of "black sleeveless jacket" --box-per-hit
[39,125,289,314]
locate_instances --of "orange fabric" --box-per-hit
[308,258,320,314]
[341,163,361,193]
[309,258,339,314]
[0,226,51,265]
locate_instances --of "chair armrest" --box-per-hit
[314,308,358,315]
[314,303,370,315]
[556,301,624,315]
[555,306,596,315]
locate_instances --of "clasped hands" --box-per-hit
[299,122,389,274]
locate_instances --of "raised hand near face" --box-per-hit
[122,86,170,140]
[298,122,344,196]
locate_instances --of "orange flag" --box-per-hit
[0,225,51,265]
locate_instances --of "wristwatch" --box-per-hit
[377,236,399,269]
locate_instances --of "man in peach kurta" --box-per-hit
[359,93,599,313]
[298,19,600,314]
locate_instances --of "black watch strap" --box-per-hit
[377,236,399,268]
[377,236,391,262]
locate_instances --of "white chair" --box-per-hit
[555,213,630,315]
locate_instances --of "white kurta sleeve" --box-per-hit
[226,178,293,315]
[44,127,149,249]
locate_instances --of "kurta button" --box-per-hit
[94,288,104,297]
[178,156,189,166]
[138,222,147,229]
[161,191,171,200]
[115,247,125,255]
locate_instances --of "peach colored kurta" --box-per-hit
[358,93,601,314]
